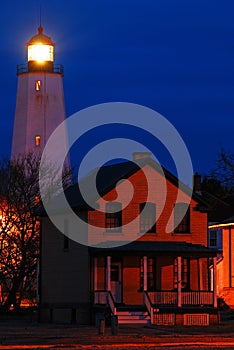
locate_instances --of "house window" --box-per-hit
[35,135,41,147]
[35,80,41,91]
[174,258,189,290]
[140,258,155,291]
[140,202,156,233]
[209,230,217,247]
[174,203,190,233]
[105,202,122,232]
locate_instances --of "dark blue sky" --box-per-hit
[0,0,233,176]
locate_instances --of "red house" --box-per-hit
[39,153,219,326]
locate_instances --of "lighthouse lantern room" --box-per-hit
[27,26,54,72]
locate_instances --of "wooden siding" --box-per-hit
[88,164,207,246]
[40,216,89,305]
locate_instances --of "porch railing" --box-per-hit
[107,291,117,315]
[94,290,107,304]
[148,291,177,305]
[182,291,213,305]
[93,290,116,315]
[16,63,64,75]
[94,290,214,310]
[147,291,213,306]
[144,291,153,323]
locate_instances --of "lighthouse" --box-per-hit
[11,26,66,158]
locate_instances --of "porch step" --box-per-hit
[118,319,150,324]
[117,311,149,316]
[116,310,151,324]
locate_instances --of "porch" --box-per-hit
[90,241,219,325]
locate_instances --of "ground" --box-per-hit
[1,310,234,349]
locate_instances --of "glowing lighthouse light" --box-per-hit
[28,43,54,62]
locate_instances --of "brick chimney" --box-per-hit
[193,172,202,192]
[132,152,152,161]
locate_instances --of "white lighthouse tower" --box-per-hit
[11,25,66,158]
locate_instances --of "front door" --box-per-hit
[110,262,122,303]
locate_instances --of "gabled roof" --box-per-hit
[64,157,207,211]
[38,157,209,216]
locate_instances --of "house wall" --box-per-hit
[40,215,90,324]
[217,226,234,306]
[199,258,209,291]
[96,257,105,290]
[216,260,224,296]
[157,257,174,290]
[122,256,142,305]
[190,259,199,290]
[88,164,208,247]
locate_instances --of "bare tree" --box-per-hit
[211,148,234,195]
[0,153,72,311]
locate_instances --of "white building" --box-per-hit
[11,26,66,158]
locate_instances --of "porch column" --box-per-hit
[143,256,148,291]
[213,256,217,308]
[94,257,98,291]
[177,256,182,307]
[199,258,204,291]
[106,256,111,291]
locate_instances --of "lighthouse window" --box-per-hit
[35,80,41,91]
[35,135,41,147]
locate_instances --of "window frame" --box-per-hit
[173,257,190,290]
[139,202,156,234]
[140,257,156,291]
[105,201,122,233]
[174,203,190,234]
[209,230,217,247]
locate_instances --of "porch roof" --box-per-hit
[90,241,219,257]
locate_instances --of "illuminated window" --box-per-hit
[35,80,41,91]
[174,203,190,233]
[35,135,41,147]
[105,202,122,232]
[140,202,156,233]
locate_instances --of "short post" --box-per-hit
[97,315,105,335]
[111,315,118,335]
[49,308,53,323]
